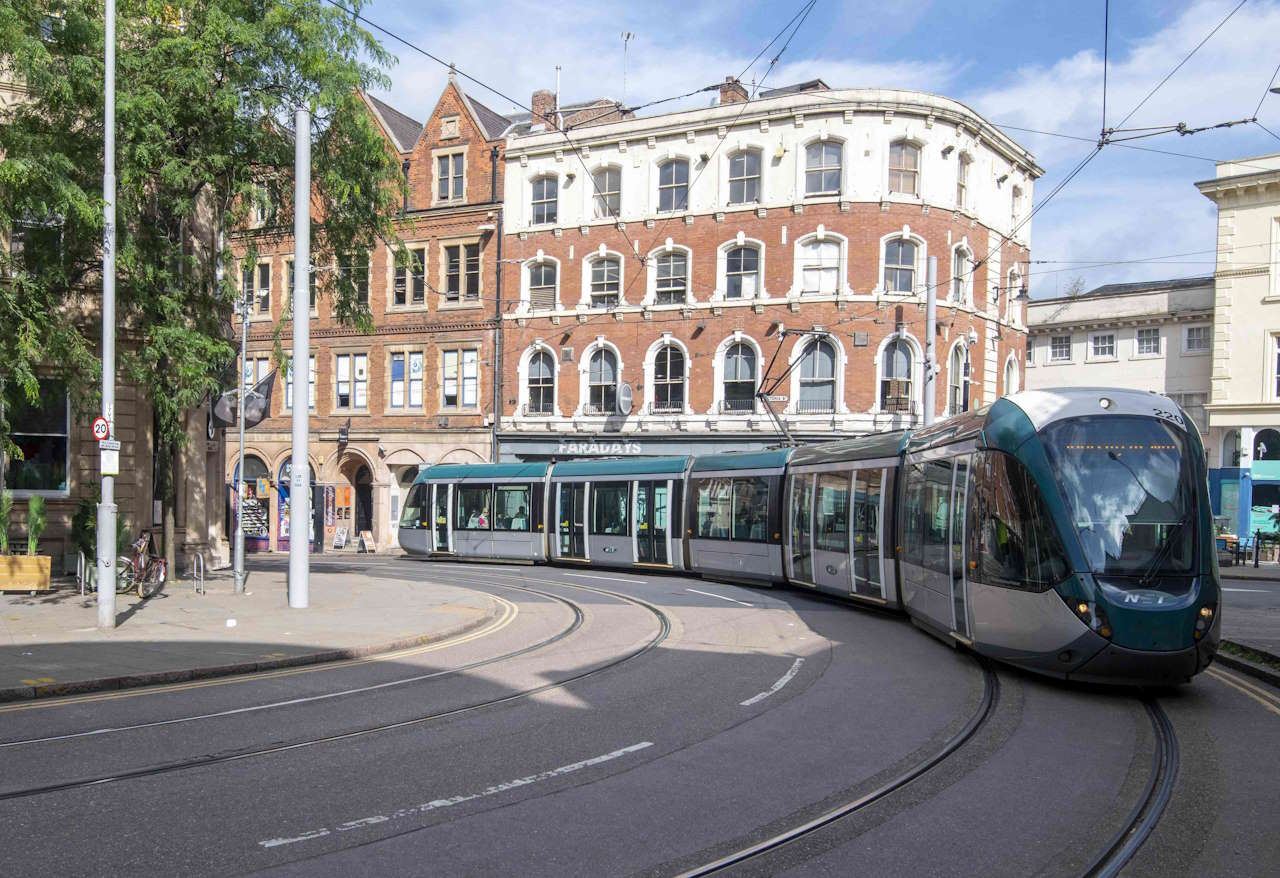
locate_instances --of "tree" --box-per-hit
[1063,275,1087,297]
[0,1,404,567]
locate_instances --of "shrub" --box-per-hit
[26,495,46,556]
[0,490,11,554]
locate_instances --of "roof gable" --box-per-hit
[363,93,423,153]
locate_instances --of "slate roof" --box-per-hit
[1075,276,1214,300]
[464,92,517,139]
[365,94,423,152]
[758,78,830,98]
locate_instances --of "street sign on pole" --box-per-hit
[91,416,110,441]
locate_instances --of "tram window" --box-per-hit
[732,478,769,541]
[400,483,428,529]
[968,451,1069,591]
[921,460,953,575]
[456,485,492,530]
[902,463,927,564]
[816,473,851,552]
[591,483,630,535]
[695,478,732,539]
[493,485,531,531]
[531,483,545,532]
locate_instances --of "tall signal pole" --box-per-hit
[97,0,118,628]
[289,108,311,609]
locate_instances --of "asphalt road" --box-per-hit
[1,557,1278,877]
[1220,575,1280,655]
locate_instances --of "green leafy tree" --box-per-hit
[0,1,404,567]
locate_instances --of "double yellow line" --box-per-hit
[1207,665,1280,719]
[0,591,517,714]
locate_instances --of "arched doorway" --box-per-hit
[277,459,315,552]
[231,455,270,552]
[354,465,373,534]
[1222,431,1241,468]
[1255,429,1280,461]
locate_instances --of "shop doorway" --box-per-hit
[355,465,373,534]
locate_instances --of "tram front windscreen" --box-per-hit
[1041,415,1196,595]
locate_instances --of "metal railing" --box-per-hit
[721,397,756,413]
[793,397,836,414]
[191,552,205,595]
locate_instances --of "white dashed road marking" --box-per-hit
[741,658,805,707]
[258,742,654,849]
[686,588,754,607]
[1221,587,1268,592]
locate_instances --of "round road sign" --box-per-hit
[92,416,110,441]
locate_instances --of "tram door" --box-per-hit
[432,484,450,552]
[636,481,669,565]
[559,482,587,559]
[790,475,814,582]
[950,456,971,638]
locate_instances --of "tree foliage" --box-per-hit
[0,0,403,458]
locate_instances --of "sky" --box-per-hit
[357,0,1280,298]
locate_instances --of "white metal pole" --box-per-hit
[97,0,117,629]
[923,255,938,427]
[233,287,247,594]
[289,108,311,609]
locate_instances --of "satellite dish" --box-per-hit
[617,383,633,415]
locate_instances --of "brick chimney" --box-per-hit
[531,89,558,129]
[719,76,748,105]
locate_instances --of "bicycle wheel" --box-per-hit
[116,557,137,594]
[138,561,166,599]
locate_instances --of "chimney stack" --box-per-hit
[531,89,558,130]
[719,76,749,105]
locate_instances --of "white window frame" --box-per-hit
[1134,327,1162,358]
[440,346,480,410]
[518,343,560,417]
[786,333,848,415]
[803,138,844,197]
[950,241,974,304]
[1088,332,1117,362]
[946,340,973,416]
[727,148,762,205]
[576,337,625,418]
[440,238,483,305]
[1002,354,1020,397]
[391,244,428,310]
[1183,324,1211,355]
[387,349,425,410]
[656,158,690,214]
[877,227,926,296]
[591,165,622,219]
[284,354,316,411]
[645,243,692,306]
[789,228,848,298]
[887,139,921,197]
[714,235,766,301]
[334,351,368,411]
[530,174,558,226]
[433,149,466,205]
[285,257,319,317]
[710,331,763,415]
[521,252,561,312]
[581,250,626,309]
[242,259,272,319]
[643,334,691,415]
[955,152,971,211]
[873,331,922,417]
[1049,335,1072,363]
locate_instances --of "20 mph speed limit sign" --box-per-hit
[91,416,110,441]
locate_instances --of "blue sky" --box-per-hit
[361,0,1280,297]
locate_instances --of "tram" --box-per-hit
[399,388,1220,684]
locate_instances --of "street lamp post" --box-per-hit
[233,285,248,594]
[96,0,118,628]
[288,108,310,609]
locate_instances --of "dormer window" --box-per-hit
[888,141,919,195]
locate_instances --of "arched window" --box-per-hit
[531,176,558,225]
[528,350,555,415]
[654,252,687,304]
[805,141,842,196]
[528,260,557,310]
[1006,267,1023,320]
[798,339,837,413]
[658,159,689,213]
[888,141,919,195]
[1256,429,1280,461]
[956,154,971,209]
[800,238,840,294]
[725,246,760,298]
[951,246,972,303]
[723,342,756,412]
[588,349,618,415]
[884,238,916,293]
[1003,357,1019,396]
[728,150,762,204]
[1223,431,1241,467]
[949,344,971,414]
[592,167,621,218]
[880,338,913,413]
[589,257,620,309]
[652,345,685,412]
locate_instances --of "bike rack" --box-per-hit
[192,552,205,595]
[77,551,97,596]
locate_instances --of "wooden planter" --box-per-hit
[0,555,52,592]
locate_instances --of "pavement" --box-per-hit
[0,557,502,701]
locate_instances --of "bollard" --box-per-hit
[1256,529,1262,568]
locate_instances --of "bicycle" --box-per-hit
[117,531,167,599]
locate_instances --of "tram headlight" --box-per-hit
[1067,597,1112,639]
[1194,604,1217,640]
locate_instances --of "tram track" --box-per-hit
[1077,698,1179,878]
[673,657,1001,877]
[0,581,671,803]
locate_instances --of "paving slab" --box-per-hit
[0,565,499,701]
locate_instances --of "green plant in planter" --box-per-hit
[0,490,12,555]
[26,495,46,556]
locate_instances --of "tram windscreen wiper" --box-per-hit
[1137,514,1190,588]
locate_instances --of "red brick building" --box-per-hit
[496,79,1041,460]
[227,76,514,550]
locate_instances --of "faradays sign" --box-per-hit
[557,439,644,456]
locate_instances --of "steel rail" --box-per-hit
[674,658,999,877]
[0,582,670,802]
